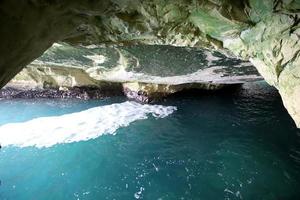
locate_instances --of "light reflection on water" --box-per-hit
[0,81,299,199]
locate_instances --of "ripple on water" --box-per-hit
[0,82,299,199]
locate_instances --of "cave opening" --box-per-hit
[0,0,299,199]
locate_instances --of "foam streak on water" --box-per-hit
[0,101,176,148]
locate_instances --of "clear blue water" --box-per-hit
[0,82,299,199]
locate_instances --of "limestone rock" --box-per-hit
[0,0,299,126]
[8,43,261,86]
[122,82,227,103]
[7,43,261,101]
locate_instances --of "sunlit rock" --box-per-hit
[122,82,227,103]
[6,43,262,101]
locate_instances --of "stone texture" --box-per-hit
[0,0,299,126]
[8,43,261,86]
[122,82,227,103]
[7,43,261,101]
[0,85,123,100]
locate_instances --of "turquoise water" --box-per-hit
[0,82,299,199]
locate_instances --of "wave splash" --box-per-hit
[0,101,176,148]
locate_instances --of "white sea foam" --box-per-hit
[0,101,176,148]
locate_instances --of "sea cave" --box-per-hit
[0,0,299,199]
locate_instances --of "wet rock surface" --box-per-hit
[0,85,123,100]
[122,82,230,103]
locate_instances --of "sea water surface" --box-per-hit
[0,82,299,199]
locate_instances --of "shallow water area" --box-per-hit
[0,82,299,199]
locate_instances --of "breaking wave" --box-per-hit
[0,101,176,148]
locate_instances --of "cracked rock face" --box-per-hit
[9,43,261,85]
[0,0,299,127]
[7,43,261,100]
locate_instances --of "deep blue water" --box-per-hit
[0,82,299,199]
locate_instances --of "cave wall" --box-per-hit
[0,0,299,126]
[8,43,261,88]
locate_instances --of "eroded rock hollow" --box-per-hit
[0,0,299,127]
